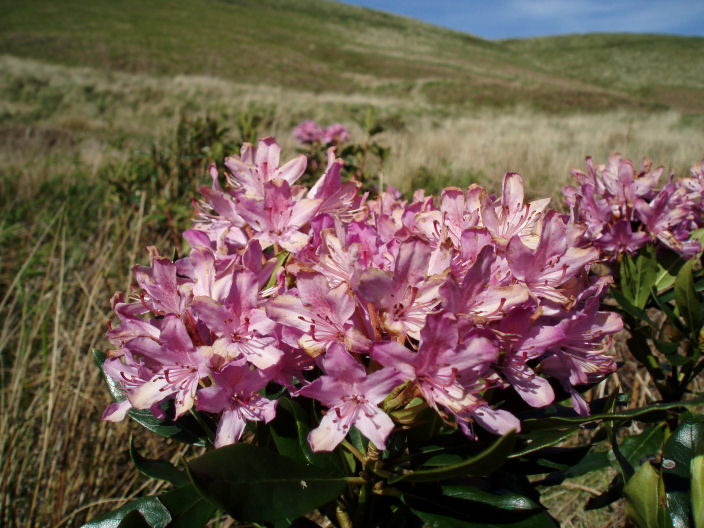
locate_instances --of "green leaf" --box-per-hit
[129,437,189,487]
[611,288,656,326]
[186,443,347,522]
[655,249,687,293]
[614,424,668,470]
[624,462,668,528]
[665,490,691,528]
[269,397,344,474]
[651,288,688,335]
[585,474,624,510]
[159,486,216,528]
[93,349,207,445]
[691,455,704,528]
[441,486,541,511]
[522,399,704,430]
[266,251,289,290]
[621,249,658,309]
[82,497,171,528]
[389,431,516,484]
[403,489,557,528]
[662,415,704,479]
[512,427,582,457]
[116,511,151,528]
[675,259,703,334]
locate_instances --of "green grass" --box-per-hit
[2,0,703,113]
[1,1,704,526]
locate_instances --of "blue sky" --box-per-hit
[338,0,704,39]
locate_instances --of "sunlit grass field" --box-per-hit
[1,0,703,525]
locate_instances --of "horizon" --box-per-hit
[337,0,704,40]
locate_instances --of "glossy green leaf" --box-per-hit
[651,288,688,335]
[129,437,189,487]
[655,249,687,293]
[662,415,704,479]
[187,443,347,522]
[441,486,541,511]
[389,431,516,484]
[675,260,703,334]
[159,486,216,528]
[624,462,667,528]
[404,490,557,528]
[665,490,691,528]
[512,427,581,457]
[611,288,656,326]
[93,349,207,445]
[691,455,704,528]
[82,497,171,528]
[585,474,624,510]
[621,249,658,309]
[269,397,344,474]
[116,511,151,528]
[522,399,704,430]
[614,424,668,470]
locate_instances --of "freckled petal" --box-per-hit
[308,411,349,452]
[255,137,281,179]
[320,343,365,379]
[354,405,395,450]
[102,400,132,422]
[128,375,171,410]
[266,295,311,332]
[196,384,230,414]
[504,364,555,408]
[279,230,311,253]
[370,341,417,379]
[502,172,525,214]
[275,154,307,186]
[215,408,248,448]
[470,406,521,435]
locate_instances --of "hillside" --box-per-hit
[2,3,704,526]
[2,0,703,113]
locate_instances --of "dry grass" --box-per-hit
[0,196,191,526]
[1,52,703,527]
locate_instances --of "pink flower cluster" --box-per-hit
[293,120,350,145]
[103,137,623,452]
[564,154,704,259]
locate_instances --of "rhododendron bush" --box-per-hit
[86,137,704,528]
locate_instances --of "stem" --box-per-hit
[342,440,367,464]
[344,476,369,485]
[336,502,353,528]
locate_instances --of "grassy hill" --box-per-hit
[2,0,703,113]
[1,1,704,527]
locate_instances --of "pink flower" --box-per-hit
[507,211,598,304]
[266,273,370,357]
[235,179,321,252]
[481,172,550,248]
[297,344,402,451]
[356,238,442,340]
[323,123,350,144]
[124,316,212,418]
[372,313,519,436]
[191,269,283,370]
[293,120,324,144]
[540,277,622,415]
[224,137,307,200]
[196,362,277,448]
